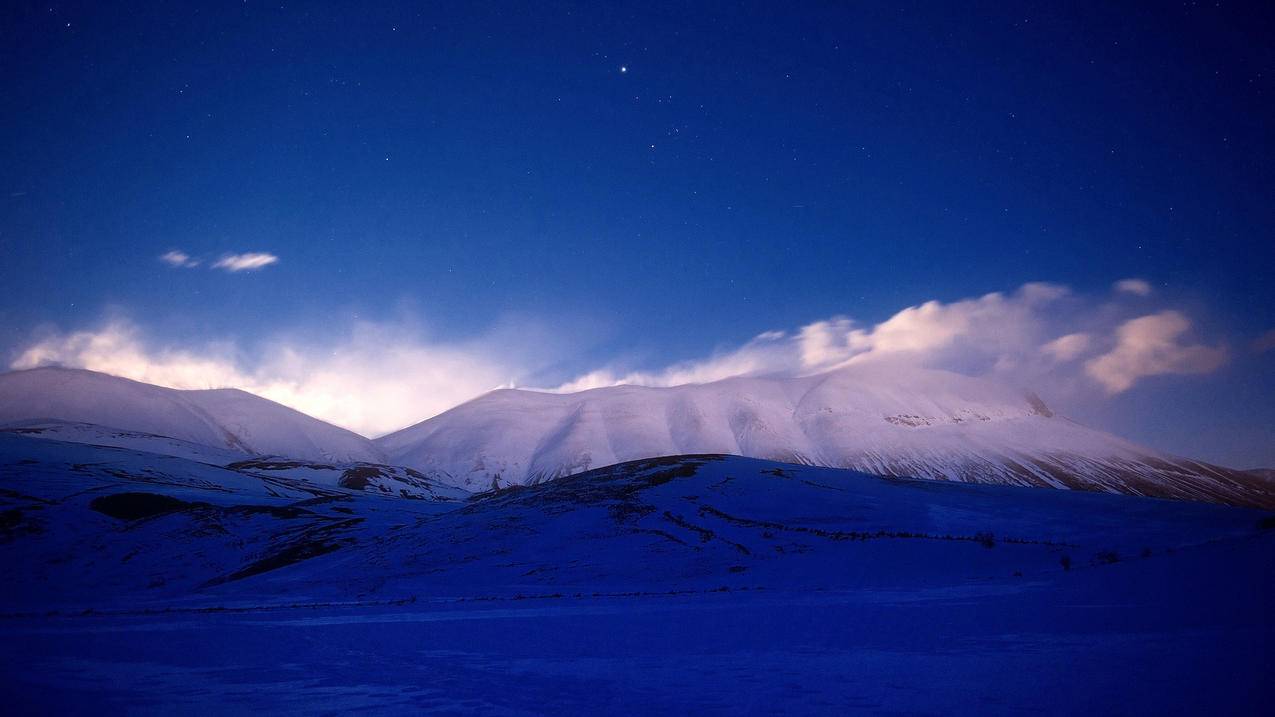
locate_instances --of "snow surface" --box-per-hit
[4,366,1270,508]
[379,364,1275,507]
[0,367,383,463]
[0,436,1272,714]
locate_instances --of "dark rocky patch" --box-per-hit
[338,465,385,490]
[227,459,337,471]
[90,492,202,521]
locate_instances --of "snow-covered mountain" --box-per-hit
[0,367,383,463]
[379,365,1275,507]
[4,365,1269,508]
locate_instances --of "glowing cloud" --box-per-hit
[1084,311,1227,394]
[159,250,199,268]
[9,281,1236,435]
[1042,333,1092,362]
[212,252,279,272]
[10,319,529,437]
[1114,278,1153,296]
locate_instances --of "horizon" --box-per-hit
[3,2,1273,467]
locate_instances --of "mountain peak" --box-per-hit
[0,366,383,463]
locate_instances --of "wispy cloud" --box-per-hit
[1114,278,1153,296]
[10,317,540,437]
[159,250,199,268]
[1041,333,1092,362]
[159,249,278,272]
[212,252,279,272]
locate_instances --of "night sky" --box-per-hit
[2,2,1273,465]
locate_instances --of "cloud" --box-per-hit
[1084,311,1227,394]
[549,282,1227,399]
[8,281,1236,435]
[1114,278,1153,296]
[212,252,279,272]
[1042,333,1092,362]
[10,318,540,437]
[550,283,1075,391]
[159,250,279,272]
[159,250,199,268]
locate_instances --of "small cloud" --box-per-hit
[213,252,279,272]
[1042,333,1091,362]
[159,250,199,268]
[1254,328,1275,354]
[1084,311,1226,393]
[1114,278,1153,297]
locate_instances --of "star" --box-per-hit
[620,66,628,74]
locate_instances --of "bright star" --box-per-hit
[620,66,628,73]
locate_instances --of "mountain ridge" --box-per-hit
[0,366,383,463]
[378,365,1275,508]
[3,365,1271,508]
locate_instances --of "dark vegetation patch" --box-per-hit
[695,504,1067,547]
[663,510,716,543]
[226,505,309,520]
[90,492,203,521]
[0,507,44,542]
[227,459,337,471]
[800,479,844,492]
[662,511,751,554]
[205,518,363,586]
[338,465,385,490]
[217,540,343,583]
[0,508,22,531]
[288,495,353,508]
[404,467,432,482]
[467,455,723,517]
[0,488,52,504]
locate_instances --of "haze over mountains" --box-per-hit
[2,365,1271,508]
[0,367,382,463]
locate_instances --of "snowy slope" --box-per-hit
[379,365,1275,507]
[1,420,252,465]
[3,441,1272,713]
[0,367,383,463]
[3,442,1270,610]
[0,432,462,609]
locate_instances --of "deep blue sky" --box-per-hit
[2,2,1273,464]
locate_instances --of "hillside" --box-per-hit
[378,365,1274,507]
[1,439,1271,714]
[0,367,383,463]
